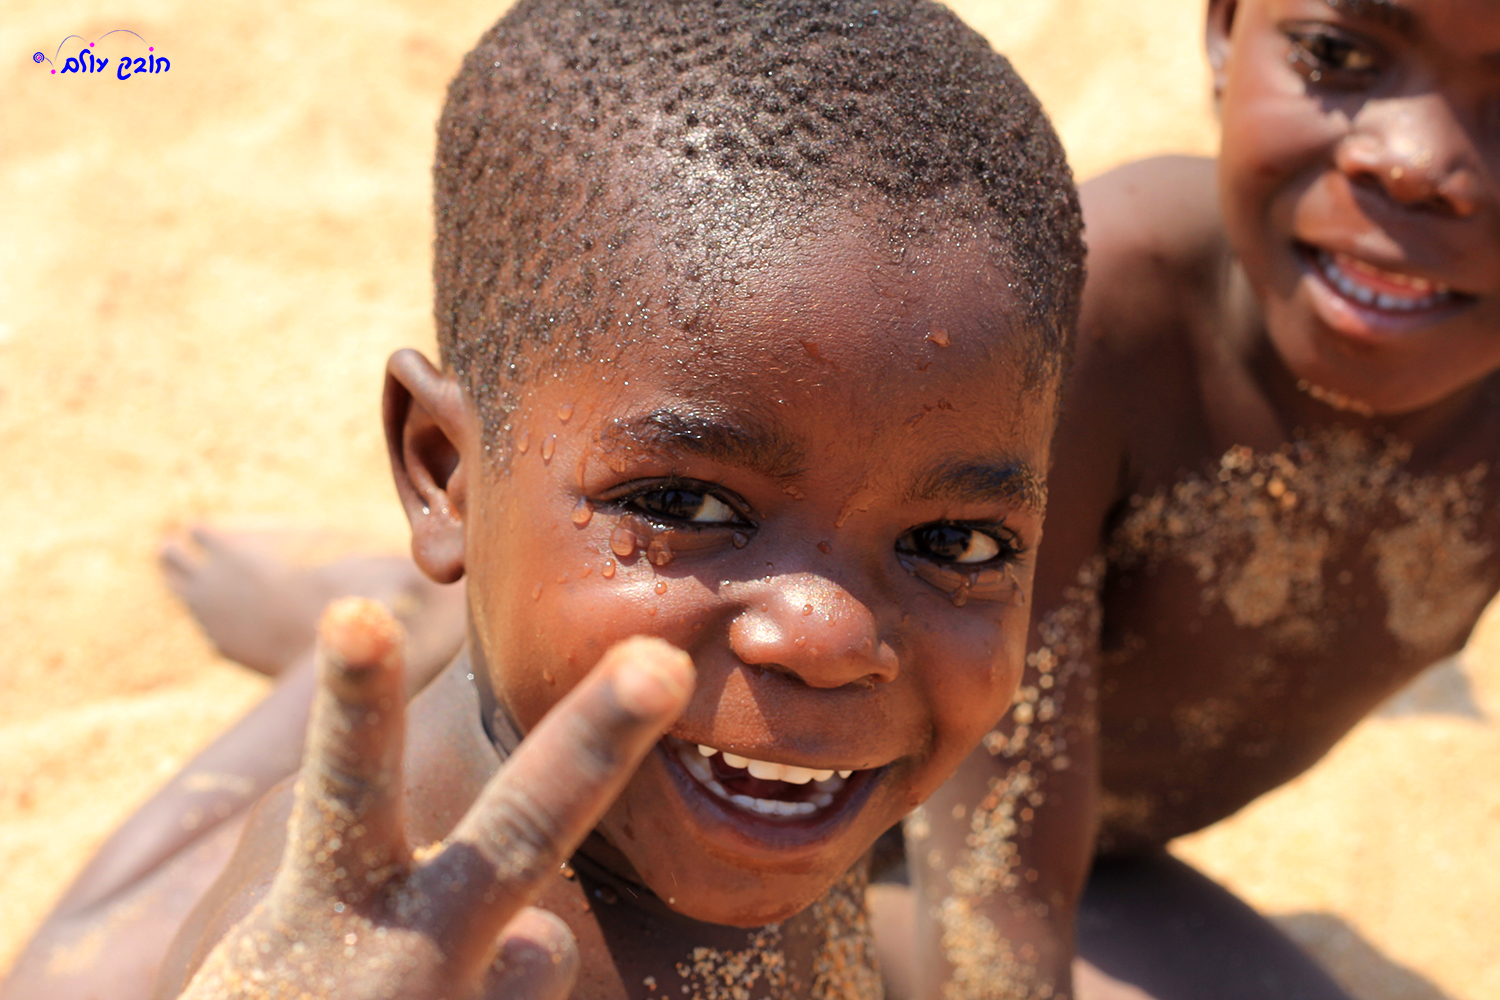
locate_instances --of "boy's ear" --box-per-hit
[383,349,472,584]
[1205,0,1238,103]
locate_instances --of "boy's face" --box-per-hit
[463,216,1054,926]
[1211,0,1500,415]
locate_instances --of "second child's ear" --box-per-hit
[1205,0,1239,103]
[384,349,472,584]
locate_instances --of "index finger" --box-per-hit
[411,637,693,968]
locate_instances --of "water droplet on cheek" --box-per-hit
[654,580,668,595]
[794,636,807,648]
[801,603,814,616]
[602,559,617,579]
[817,541,831,554]
[732,532,750,549]
[516,428,532,454]
[543,669,555,685]
[572,499,595,526]
[541,434,557,463]
[926,327,950,347]
[532,583,544,601]
[579,564,593,578]
[557,402,574,422]
[646,536,675,566]
[610,525,640,558]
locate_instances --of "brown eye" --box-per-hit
[1287,28,1379,82]
[897,523,1014,566]
[632,488,741,525]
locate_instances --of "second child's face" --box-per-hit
[1213,0,1500,414]
[465,218,1054,926]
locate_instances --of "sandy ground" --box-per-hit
[0,1,1494,997]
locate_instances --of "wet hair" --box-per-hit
[434,0,1084,441]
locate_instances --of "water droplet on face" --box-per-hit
[532,582,544,601]
[602,559,617,579]
[572,499,594,526]
[516,428,531,454]
[541,434,557,463]
[646,536,675,566]
[794,636,807,648]
[949,585,970,608]
[732,531,749,549]
[646,606,658,617]
[654,580,668,595]
[610,525,639,558]
[557,402,574,423]
[926,327,951,347]
[579,564,593,578]
[543,669,555,685]
[817,541,831,554]
[801,603,814,616]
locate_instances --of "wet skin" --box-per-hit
[912,1,1500,997]
[159,211,1058,998]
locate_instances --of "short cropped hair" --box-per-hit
[434,0,1084,441]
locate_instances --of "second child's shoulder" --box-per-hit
[1079,155,1228,357]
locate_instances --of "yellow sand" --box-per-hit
[0,2,1493,998]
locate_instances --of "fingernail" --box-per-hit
[320,597,403,669]
[612,641,693,717]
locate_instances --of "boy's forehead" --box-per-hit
[648,208,1026,372]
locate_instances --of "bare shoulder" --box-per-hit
[1078,155,1227,357]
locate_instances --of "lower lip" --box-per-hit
[655,739,885,862]
[1298,245,1473,345]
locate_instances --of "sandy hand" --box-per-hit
[178,598,694,1000]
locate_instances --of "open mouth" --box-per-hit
[667,737,863,822]
[1306,246,1468,314]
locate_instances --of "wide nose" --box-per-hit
[1335,92,1486,218]
[727,573,899,689]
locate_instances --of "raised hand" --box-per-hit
[178,597,694,1000]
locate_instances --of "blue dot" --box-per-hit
[33,51,45,63]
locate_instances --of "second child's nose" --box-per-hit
[728,574,898,689]
[1338,95,1484,217]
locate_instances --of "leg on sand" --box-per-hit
[1074,852,1353,1000]
[0,528,468,1000]
[159,525,466,678]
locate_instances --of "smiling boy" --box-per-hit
[0,2,1087,998]
[909,0,1500,997]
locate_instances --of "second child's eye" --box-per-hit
[897,523,1015,565]
[1286,28,1379,81]
[632,488,741,525]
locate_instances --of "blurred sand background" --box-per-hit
[0,1,1495,997]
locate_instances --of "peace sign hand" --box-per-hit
[178,597,694,1000]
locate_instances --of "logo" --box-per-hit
[33,30,169,80]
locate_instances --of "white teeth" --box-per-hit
[1317,250,1454,312]
[674,742,856,819]
[690,743,853,785]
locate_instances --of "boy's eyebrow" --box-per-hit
[604,409,808,480]
[1321,0,1419,38]
[904,460,1047,513]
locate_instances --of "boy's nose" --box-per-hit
[727,573,899,689]
[1337,94,1485,218]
